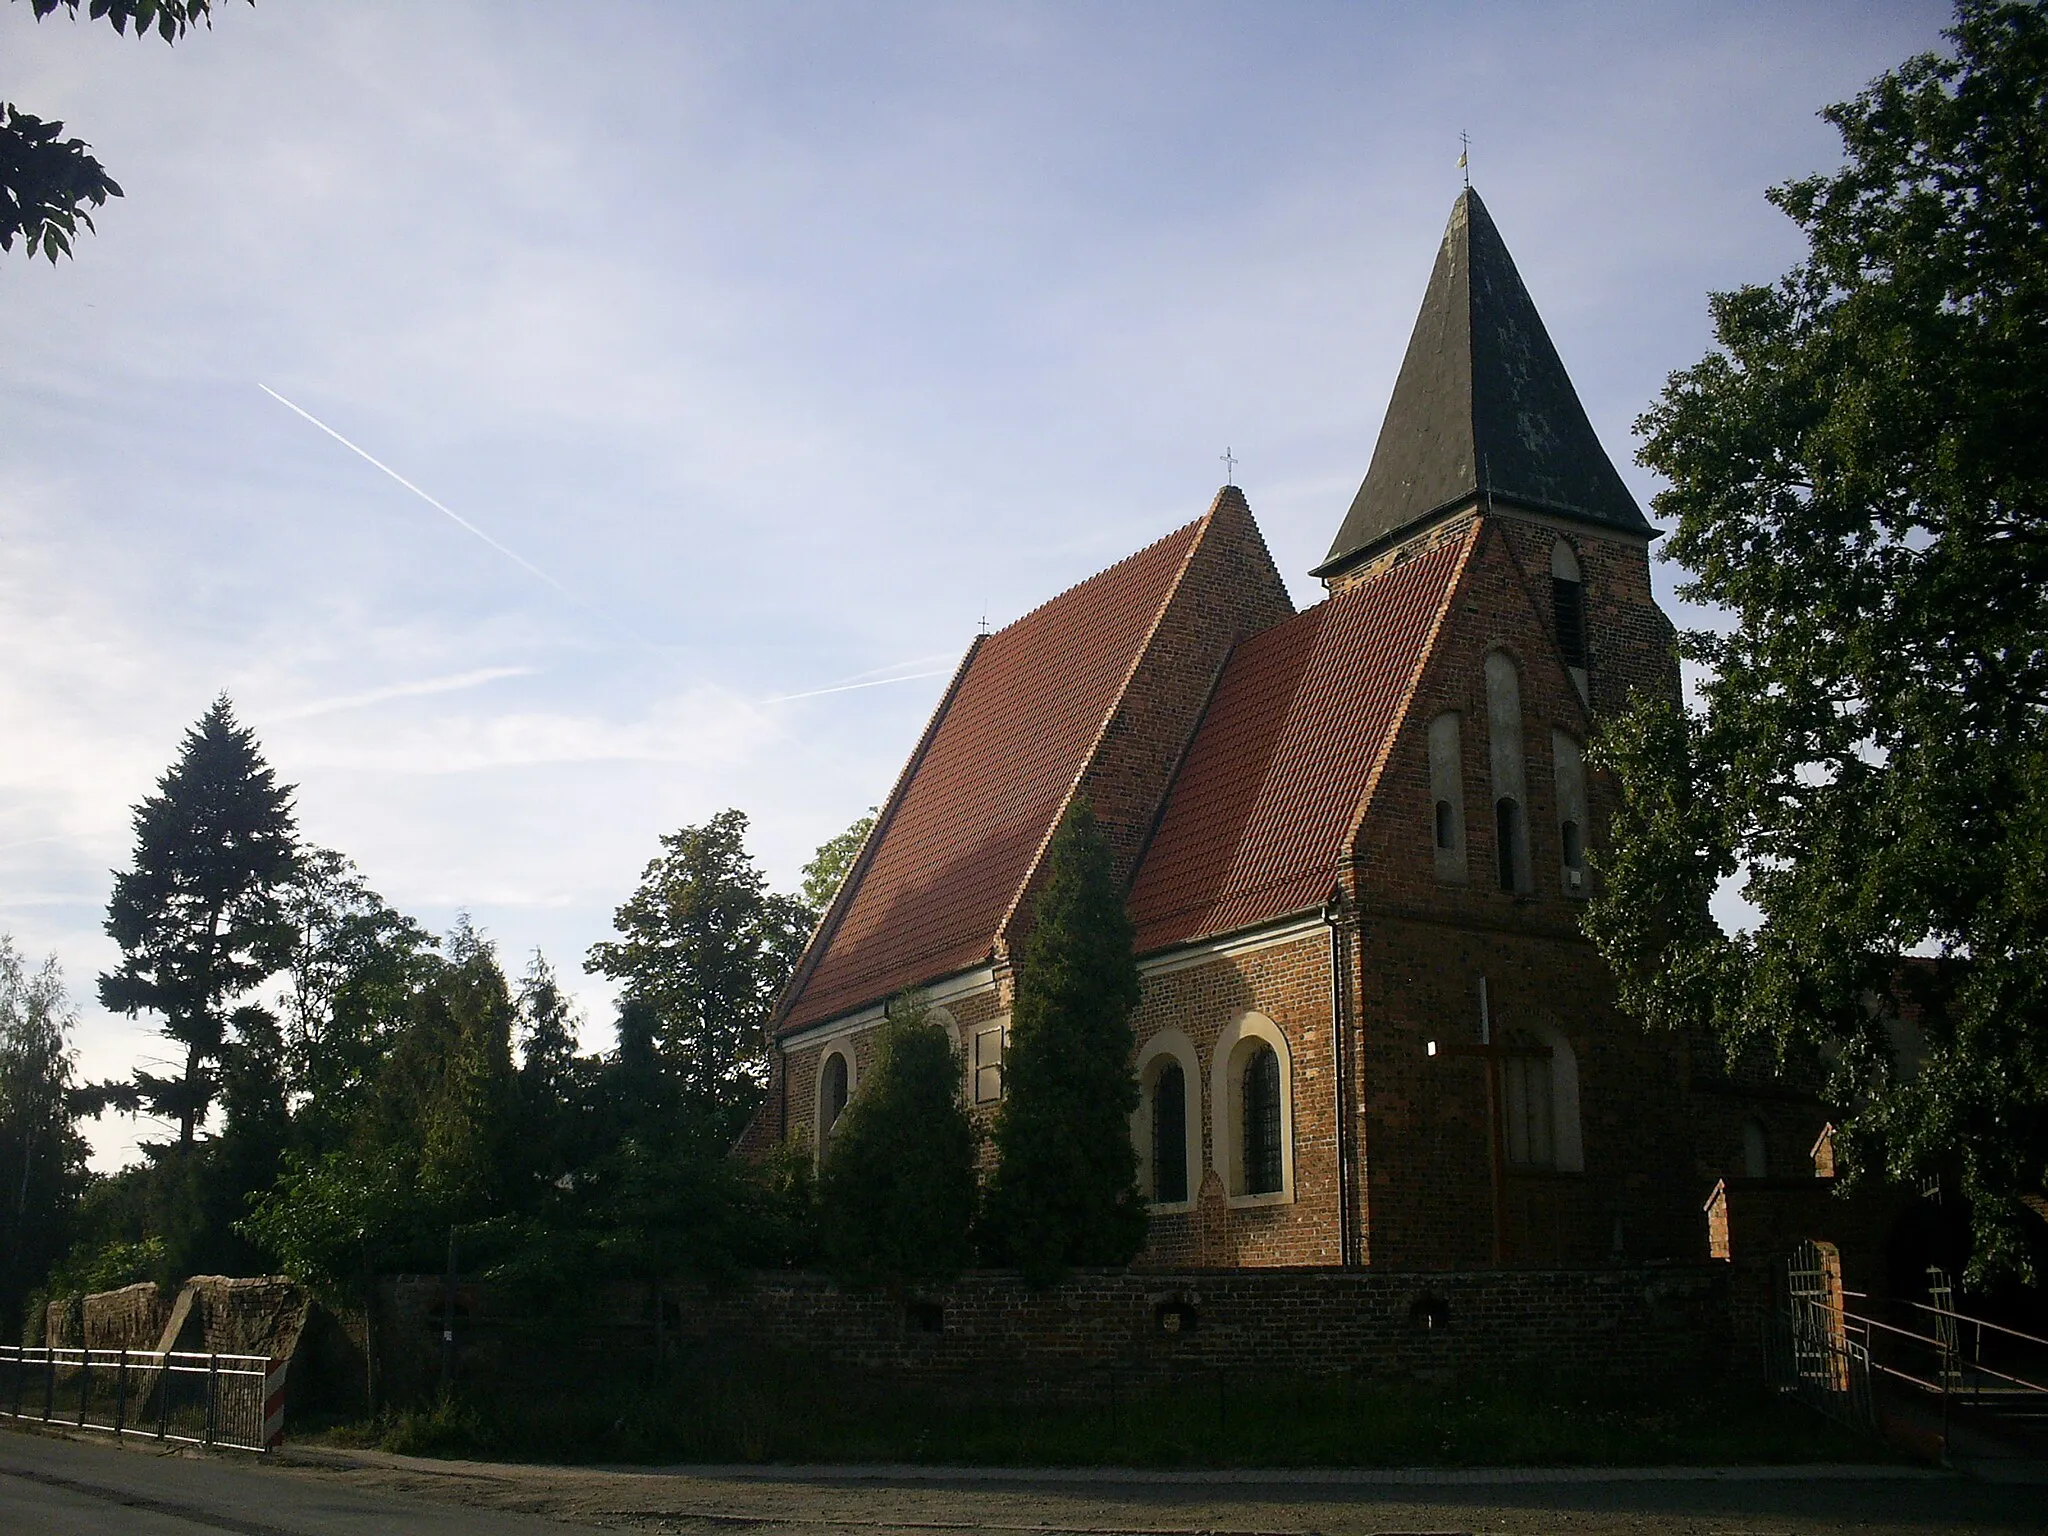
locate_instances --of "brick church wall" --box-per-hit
[1131,929,1341,1269]
[1340,518,1704,1269]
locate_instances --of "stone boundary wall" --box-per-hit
[380,1262,1774,1404]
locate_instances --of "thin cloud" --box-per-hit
[266,666,535,723]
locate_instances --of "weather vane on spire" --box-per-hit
[1220,446,1239,486]
[1458,130,1471,189]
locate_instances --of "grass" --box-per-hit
[315,1359,1891,1468]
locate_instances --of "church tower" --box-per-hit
[1314,189,1675,721]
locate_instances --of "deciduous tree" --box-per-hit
[0,937,90,1332]
[1587,0,2048,1277]
[4,1,251,262]
[585,810,811,1148]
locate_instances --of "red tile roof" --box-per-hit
[778,517,1208,1033]
[1128,529,1473,953]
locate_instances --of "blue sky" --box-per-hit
[2,1,1952,1167]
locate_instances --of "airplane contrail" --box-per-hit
[763,669,951,704]
[258,384,575,600]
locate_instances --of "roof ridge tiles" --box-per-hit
[987,494,1235,639]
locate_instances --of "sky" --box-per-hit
[3,0,1954,1170]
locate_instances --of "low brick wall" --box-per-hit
[379,1263,1773,1405]
[81,1282,172,1351]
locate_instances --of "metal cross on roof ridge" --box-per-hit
[1220,446,1238,486]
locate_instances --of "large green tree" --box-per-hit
[585,810,811,1148]
[0,937,91,1333]
[1587,0,2048,1277]
[101,696,298,1149]
[798,808,876,919]
[819,994,977,1286]
[4,1,249,262]
[979,801,1146,1280]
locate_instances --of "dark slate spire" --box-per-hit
[1314,189,1650,579]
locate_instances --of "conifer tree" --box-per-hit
[980,801,1146,1280]
[100,697,297,1148]
[819,993,976,1285]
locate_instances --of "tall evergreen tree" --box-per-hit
[980,801,1146,1281]
[585,810,812,1148]
[100,697,297,1148]
[820,993,977,1286]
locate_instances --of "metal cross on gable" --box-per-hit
[1220,446,1238,485]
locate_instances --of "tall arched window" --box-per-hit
[1152,1062,1188,1203]
[1211,1014,1295,1203]
[819,1049,851,1147]
[1429,711,1466,883]
[1551,539,1589,691]
[1242,1046,1283,1195]
[1134,1030,1200,1209]
[1501,1029,1555,1168]
[1485,652,1532,894]
[1499,1017,1584,1173]
[1742,1118,1770,1179]
[1552,730,1588,897]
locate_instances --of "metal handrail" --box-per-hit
[1903,1299,2048,1352]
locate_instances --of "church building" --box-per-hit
[751,190,1818,1271]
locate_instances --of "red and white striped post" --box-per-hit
[261,1358,289,1452]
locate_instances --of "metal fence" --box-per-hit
[0,1345,284,1453]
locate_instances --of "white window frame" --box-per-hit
[815,1043,857,1159]
[971,1016,1009,1105]
[1210,1012,1295,1206]
[1132,1029,1201,1212]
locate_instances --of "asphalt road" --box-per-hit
[3,1422,2044,1535]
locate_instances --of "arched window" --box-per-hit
[1499,1017,1584,1173]
[1485,652,1531,894]
[1742,1118,1770,1179]
[1210,1014,1294,1203]
[1551,539,1589,681]
[1242,1047,1283,1195]
[1152,1062,1189,1203]
[818,1048,852,1149]
[1495,797,1527,892]
[1134,1030,1200,1208]
[1552,730,1588,897]
[1501,1029,1554,1168]
[1428,711,1466,883]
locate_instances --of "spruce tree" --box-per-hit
[980,801,1146,1281]
[100,696,297,1148]
[819,994,976,1286]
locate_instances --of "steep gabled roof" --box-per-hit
[1315,189,1649,579]
[1129,529,1473,953]
[776,516,1212,1034]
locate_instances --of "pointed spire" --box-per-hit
[1314,189,1649,579]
